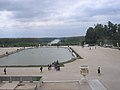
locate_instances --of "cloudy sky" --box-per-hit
[0,0,120,38]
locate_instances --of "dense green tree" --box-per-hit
[0,36,84,47]
[118,24,120,33]
[85,27,97,44]
[85,21,120,46]
[94,24,104,39]
[108,21,114,30]
[103,25,108,38]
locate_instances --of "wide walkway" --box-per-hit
[0,46,120,90]
[70,46,120,90]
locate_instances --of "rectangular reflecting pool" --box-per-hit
[0,47,75,66]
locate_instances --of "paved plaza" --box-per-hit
[0,46,120,90]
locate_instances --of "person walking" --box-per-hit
[48,64,50,70]
[4,68,6,75]
[49,64,52,70]
[40,66,43,73]
[98,67,101,74]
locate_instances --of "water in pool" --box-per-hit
[0,47,74,66]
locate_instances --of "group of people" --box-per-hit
[39,60,60,73]
[52,60,60,71]
[48,60,61,71]
[89,46,97,50]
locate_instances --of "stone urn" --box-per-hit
[80,65,89,83]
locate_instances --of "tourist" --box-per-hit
[55,60,60,71]
[57,64,60,71]
[48,64,50,70]
[49,64,52,70]
[52,62,55,70]
[40,66,43,73]
[98,67,101,74]
[6,52,9,55]
[4,68,6,75]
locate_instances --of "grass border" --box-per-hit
[58,46,82,67]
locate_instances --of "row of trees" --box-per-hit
[85,21,120,46]
[0,38,55,47]
[0,36,84,47]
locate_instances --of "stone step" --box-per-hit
[89,79,106,90]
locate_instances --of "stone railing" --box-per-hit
[0,75,42,90]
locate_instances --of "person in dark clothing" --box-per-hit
[48,64,49,70]
[4,68,6,75]
[40,66,43,73]
[49,64,52,70]
[98,67,101,74]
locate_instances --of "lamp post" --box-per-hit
[80,65,89,83]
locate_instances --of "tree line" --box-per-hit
[0,36,84,47]
[85,21,120,46]
[0,38,55,47]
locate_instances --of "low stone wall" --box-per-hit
[0,75,42,83]
[0,75,42,90]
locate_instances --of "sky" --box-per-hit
[0,0,120,38]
